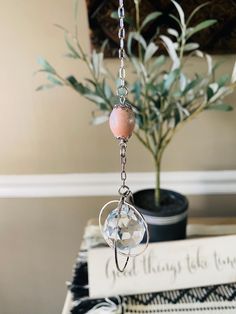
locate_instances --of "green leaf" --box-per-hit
[207,86,214,101]
[163,69,180,92]
[150,55,166,70]
[128,32,147,55]
[187,20,217,38]
[182,77,201,95]
[67,76,90,94]
[149,67,162,83]
[231,61,236,83]
[64,53,78,59]
[171,0,185,27]
[54,24,69,34]
[92,51,105,79]
[36,84,55,91]
[47,75,63,86]
[131,81,141,101]
[174,108,181,125]
[130,57,141,75]
[176,102,189,120]
[64,33,80,59]
[110,11,118,19]
[110,11,133,25]
[209,82,219,93]
[194,50,204,58]
[167,28,179,37]
[205,53,213,75]
[84,94,106,104]
[110,11,119,20]
[92,50,99,79]
[85,79,97,89]
[140,11,162,30]
[207,103,233,111]
[91,115,109,125]
[179,73,187,91]
[160,35,180,70]
[37,57,56,74]
[218,74,230,87]
[144,42,158,63]
[103,80,112,99]
[209,86,229,102]
[186,2,211,25]
[183,43,199,51]
[101,39,109,53]
[169,14,182,28]
[135,114,144,129]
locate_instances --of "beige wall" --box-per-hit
[0,0,235,174]
[0,197,103,314]
[0,0,236,314]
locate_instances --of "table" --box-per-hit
[62,218,236,314]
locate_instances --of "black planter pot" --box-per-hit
[131,189,188,242]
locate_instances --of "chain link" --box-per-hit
[117,0,128,105]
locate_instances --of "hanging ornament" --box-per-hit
[99,0,149,272]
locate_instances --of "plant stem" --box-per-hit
[134,0,142,61]
[154,153,162,206]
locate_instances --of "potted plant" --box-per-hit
[37,1,236,242]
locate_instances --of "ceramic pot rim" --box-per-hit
[132,189,189,225]
[143,209,188,226]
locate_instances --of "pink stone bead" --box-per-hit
[109,105,135,139]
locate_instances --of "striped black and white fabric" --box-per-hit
[68,225,236,314]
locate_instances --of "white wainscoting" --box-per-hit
[0,171,235,198]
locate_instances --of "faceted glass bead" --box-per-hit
[103,203,145,252]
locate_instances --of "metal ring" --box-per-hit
[119,48,125,59]
[118,7,125,18]
[118,185,130,196]
[119,96,126,105]
[120,38,124,49]
[119,67,126,80]
[117,85,128,97]
[115,242,129,272]
[121,171,127,181]
[99,200,150,258]
[118,28,125,39]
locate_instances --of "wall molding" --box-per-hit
[0,171,235,198]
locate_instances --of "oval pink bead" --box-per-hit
[109,105,135,139]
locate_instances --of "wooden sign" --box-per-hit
[88,235,236,298]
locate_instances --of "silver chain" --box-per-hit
[117,0,128,105]
[118,139,130,197]
[117,1,130,198]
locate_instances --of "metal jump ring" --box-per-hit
[117,85,128,97]
[118,185,130,196]
[119,96,126,104]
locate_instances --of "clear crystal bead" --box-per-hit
[103,203,145,252]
